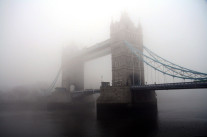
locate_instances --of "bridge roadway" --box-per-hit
[70,89,100,98]
[71,81,207,97]
[131,81,207,91]
[70,81,207,97]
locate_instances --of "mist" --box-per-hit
[0,0,207,91]
[1,1,207,137]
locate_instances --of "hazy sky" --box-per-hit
[0,0,207,90]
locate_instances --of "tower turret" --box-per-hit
[110,13,145,86]
[110,12,142,46]
[137,19,143,48]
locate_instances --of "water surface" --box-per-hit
[0,89,207,137]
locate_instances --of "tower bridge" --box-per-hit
[62,13,145,91]
[53,12,207,119]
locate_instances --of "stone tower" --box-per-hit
[110,12,145,86]
[62,46,84,92]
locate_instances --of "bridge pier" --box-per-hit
[96,86,157,120]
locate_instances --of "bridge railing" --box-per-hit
[70,89,100,98]
[131,81,207,90]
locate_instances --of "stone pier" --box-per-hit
[96,86,157,120]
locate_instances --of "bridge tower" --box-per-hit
[61,12,157,119]
[97,13,157,119]
[110,12,144,86]
[62,46,84,93]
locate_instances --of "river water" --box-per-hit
[0,89,207,137]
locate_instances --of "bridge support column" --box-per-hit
[96,86,157,120]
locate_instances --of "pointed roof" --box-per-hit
[110,17,114,26]
[137,18,142,34]
[119,11,135,28]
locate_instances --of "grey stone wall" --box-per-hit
[97,86,131,104]
[62,48,84,92]
[110,13,145,86]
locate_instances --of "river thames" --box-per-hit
[0,89,207,137]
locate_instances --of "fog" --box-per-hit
[0,0,207,91]
[1,1,207,137]
[84,54,112,89]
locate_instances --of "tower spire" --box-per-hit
[110,16,113,26]
[137,18,142,34]
[137,18,142,28]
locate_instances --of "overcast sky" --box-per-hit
[0,0,207,90]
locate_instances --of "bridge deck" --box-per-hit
[131,81,207,90]
[70,82,207,98]
[70,89,100,98]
